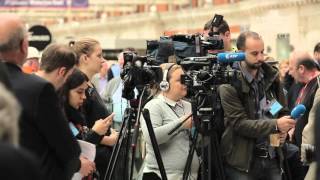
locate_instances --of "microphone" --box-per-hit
[217,52,245,63]
[290,104,306,119]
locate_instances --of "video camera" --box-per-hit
[121,43,163,100]
[179,52,245,90]
[120,13,246,103]
[149,14,225,64]
[161,14,246,135]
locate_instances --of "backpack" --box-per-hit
[214,75,244,141]
[215,71,283,141]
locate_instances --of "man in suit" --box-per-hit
[0,14,94,180]
[0,61,11,89]
[0,82,41,180]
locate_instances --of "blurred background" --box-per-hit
[1,0,320,61]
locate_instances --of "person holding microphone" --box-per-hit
[218,31,296,180]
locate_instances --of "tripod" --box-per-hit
[180,88,226,180]
[104,86,168,180]
[104,106,134,180]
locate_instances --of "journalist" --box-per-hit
[218,31,296,180]
[59,69,115,147]
[59,69,117,178]
[1,15,86,180]
[73,38,119,178]
[140,63,199,180]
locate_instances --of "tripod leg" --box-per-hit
[105,110,132,180]
[201,136,209,180]
[211,132,225,180]
[208,135,213,180]
[124,121,133,180]
[183,131,199,180]
[129,121,140,180]
[142,109,168,180]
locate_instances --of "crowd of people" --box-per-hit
[1,13,320,180]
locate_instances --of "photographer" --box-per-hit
[140,63,199,180]
[218,31,296,180]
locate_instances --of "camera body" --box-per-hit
[121,51,162,100]
[120,14,237,105]
[180,55,238,90]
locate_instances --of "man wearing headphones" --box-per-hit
[140,63,199,180]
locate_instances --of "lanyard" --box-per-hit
[295,74,320,105]
[295,85,307,105]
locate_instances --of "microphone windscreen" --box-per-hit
[217,52,245,63]
[290,104,306,119]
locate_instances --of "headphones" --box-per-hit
[160,63,176,91]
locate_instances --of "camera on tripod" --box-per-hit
[121,45,163,100]
[179,55,242,91]
[162,14,245,136]
[120,14,230,102]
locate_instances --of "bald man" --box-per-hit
[287,51,320,145]
[286,51,313,110]
[288,51,313,82]
[285,51,320,179]
[0,14,94,180]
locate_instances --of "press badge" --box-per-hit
[69,122,79,137]
[268,99,283,116]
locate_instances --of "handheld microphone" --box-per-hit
[290,104,306,119]
[217,52,245,63]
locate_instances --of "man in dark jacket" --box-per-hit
[288,54,320,147]
[0,61,11,89]
[0,14,93,180]
[218,31,296,180]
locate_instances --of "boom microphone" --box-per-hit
[217,52,245,63]
[290,104,306,119]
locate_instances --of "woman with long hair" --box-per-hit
[59,69,114,145]
[72,38,119,178]
[59,69,115,179]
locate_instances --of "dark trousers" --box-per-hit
[286,150,308,180]
[142,172,161,180]
[226,156,282,180]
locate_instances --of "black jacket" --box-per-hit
[0,61,11,89]
[0,142,40,180]
[5,63,81,180]
[294,76,319,148]
[83,85,112,178]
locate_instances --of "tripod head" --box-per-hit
[190,86,223,136]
